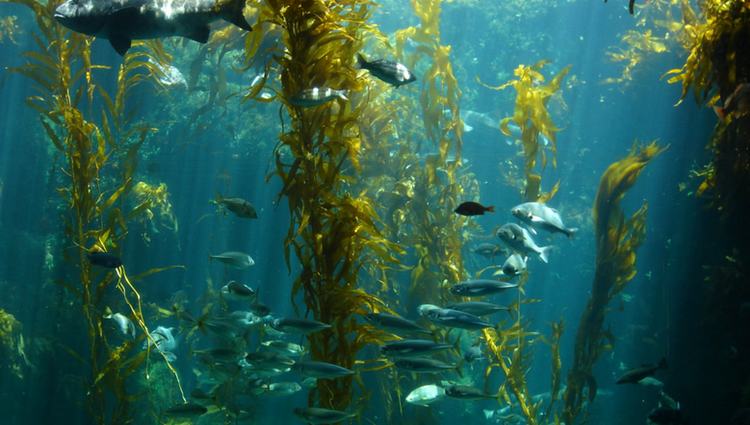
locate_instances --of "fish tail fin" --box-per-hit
[659,357,668,370]
[356,53,368,69]
[539,246,553,263]
[337,90,349,102]
[486,205,495,213]
[220,0,253,32]
[564,227,579,238]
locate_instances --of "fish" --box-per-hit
[405,384,446,407]
[616,357,667,384]
[393,358,458,373]
[212,195,257,219]
[463,345,485,363]
[648,405,685,425]
[444,384,497,400]
[503,121,551,146]
[144,326,177,362]
[498,253,528,276]
[445,301,510,317]
[289,87,348,107]
[271,317,331,334]
[496,223,553,263]
[53,0,252,56]
[245,302,271,317]
[87,251,122,268]
[164,402,208,417]
[363,312,431,336]
[454,201,494,216]
[461,110,498,133]
[511,202,577,238]
[357,53,416,87]
[293,360,355,379]
[193,347,242,363]
[418,304,494,330]
[209,251,255,269]
[449,279,519,297]
[261,381,302,397]
[103,308,135,338]
[261,340,306,357]
[638,376,664,388]
[244,351,295,370]
[148,58,187,88]
[471,243,506,259]
[221,281,257,301]
[293,407,357,424]
[380,339,453,358]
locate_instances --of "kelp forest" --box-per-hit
[0,0,748,424]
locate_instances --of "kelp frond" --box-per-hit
[562,142,666,423]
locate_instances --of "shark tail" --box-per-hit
[221,0,253,32]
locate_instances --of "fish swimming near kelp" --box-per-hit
[221,281,257,302]
[405,384,446,407]
[445,301,510,317]
[357,53,416,87]
[496,223,553,263]
[616,357,667,384]
[87,251,122,269]
[289,87,348,107]
[271,317,331,334]
[380,339,454,358]
[498,253,528,276]
[293,407,357,424]
[363,312,432,336]
[511,202,577,238]
[103,307,135,338]
[444,384,497,400]
[144,326,178,362]
[454,201,494,216]
[53,0,252,56]
[449,279,519,297]
[393,358,459,374]
[418,304,494,330]
[212,195,257,219]
[209,251,254,269]
[292,360,355,379]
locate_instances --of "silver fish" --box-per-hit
[418,304,494,330]
[144,326,177,362]
[261,381,302,396]
[293,407,356,424]
[357,53,416,87]
[498,253,528,276]
[380,339,453,358]
[261,340,306,357]
[445,301,510,317]
[212,195,257,219]
[209,251,255,269]
[221,281,257,301]
[53,0,252,56]
[496,223,553,263]
[289,87,348,107]
[292,360,354,379]
[449,279,519,297]
[103,310,135,338]
[363,312,431,336]
[393,358,458,373]
[511,202,577,237]
[405,384,446,407]
[271,317,330,334]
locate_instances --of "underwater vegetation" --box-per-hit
[562,142,666,424]
[0,309,28,380]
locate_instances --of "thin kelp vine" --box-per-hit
[481,60,570,202]
[562,142,666,424]
[7,0,184,422]
[260,0,399,412]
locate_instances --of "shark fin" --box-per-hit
[109,35,131,56]
[184,25,210,43]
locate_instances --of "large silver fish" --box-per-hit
[405,384,445,407]
[511,202,577,237]
[496,223,553,263]
[209,251,254,269]
[292,360,354,379]
[54,0,252,55]
[449,279,519,297]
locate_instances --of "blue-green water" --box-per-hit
[0,1,735,424]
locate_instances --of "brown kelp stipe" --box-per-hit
[562,142,666,423]
[9,0,184,422]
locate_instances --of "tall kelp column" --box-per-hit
[6,0,183,423]
[260,0,396,411]
[562,143,666,423]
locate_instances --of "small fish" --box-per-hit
[271,317,331,334]
[638,376,664,388]
[357,53,416,87]
[454,201,494,216]
[293,407,357,424]
[261,340,306,357]
[144,326,177,362]
[496,223,553,263]
[363,312,431,336]
[244,351,295,370]
[262,381,302,396]
[380,339,453,358]
[471,243,506,259]
[445,301,509,317]
[103,308,135,338]
[498,253,528,276]
[209,251,255,269]
[212,195,257,219]
[511,202,577,238]
[53,0,252,56]
[405,384,446,407]
[221,281,257,301]
[418,304,493,330]
[393,358,458,373]
[164,402,208,418]
[449,279,519,297]
[248,302,271,317]
[292,360,355,379]
[444,384,496,400]
[463,345,485,363]
[289,87,348,107]
[87,252,122,269]
[616,357,667,384]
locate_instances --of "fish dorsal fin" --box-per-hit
[109,34,132,56]
[184,25,211,43]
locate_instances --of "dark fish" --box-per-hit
[164,402,208,417]
[445,301,510,317]
[616,357,667,384]
[501,253,527,276]
[648,406,685,425]
[445,384,496,400]
[53,0,252,56]
[248,302,271,317]
[87,252,122,268]
[393,358,457,373]
[221,281,257,301]
[213,195,257,219]
[357,53,416,87]
[289,87,348,107]
[454,201,494,216]
[449,279,518,297]
[363,312,431,336]
[293,407,356,424]
[244,351,295,370]
[380,339,453,358]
